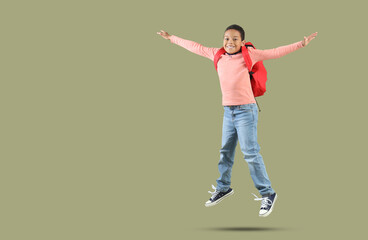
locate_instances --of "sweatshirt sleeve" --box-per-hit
[249,41,304,66]
[170,35,219,61]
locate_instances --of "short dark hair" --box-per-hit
[224,24,245,41]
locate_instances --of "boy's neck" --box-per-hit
[226,49,242,55]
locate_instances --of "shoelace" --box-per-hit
[208,185,220,200]
[252,193,272,209]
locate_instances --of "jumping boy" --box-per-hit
[157,24,317,217]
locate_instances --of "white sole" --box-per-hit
[205,190,234,207]
[259,194,277,217]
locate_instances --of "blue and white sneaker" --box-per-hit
[252,192,277,217]
[205,185,234,207]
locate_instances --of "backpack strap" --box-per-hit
[243,42,261,112]
[241,42,254,72]
[214,48,227,71]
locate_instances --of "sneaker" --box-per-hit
[205,185,234,207]
[252,192,277,217]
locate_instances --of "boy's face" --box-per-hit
[223,29,246,54]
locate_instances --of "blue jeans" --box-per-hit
[216,103,275,196]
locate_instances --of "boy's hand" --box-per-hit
[157,30,171,40]
[302,32,318,47]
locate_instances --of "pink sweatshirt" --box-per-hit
[170,35,304,106]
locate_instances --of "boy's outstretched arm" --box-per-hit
[250,32,318,64]
[156,30,218,61]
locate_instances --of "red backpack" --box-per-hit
[214,42,268,97]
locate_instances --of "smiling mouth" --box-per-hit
[227,46,235,49]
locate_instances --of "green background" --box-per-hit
[1,0,367,239]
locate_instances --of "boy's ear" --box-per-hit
[241,40,246,46]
